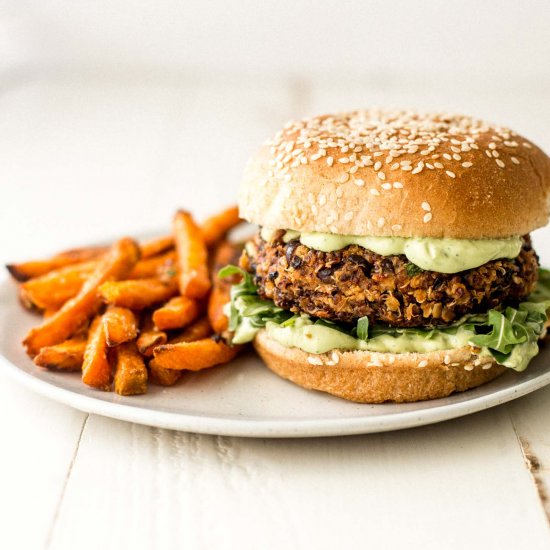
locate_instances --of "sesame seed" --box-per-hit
[391,163,400,170]
[464,365,474,371]
[354,178,365,186]
[326,156,334,166]
[462,162,473,168]
[344,211,354,221]
[391,224,402,231]
[523,142,532,148]
[338,157,349,164]
[377,217,386,228]
[393,182,403,188]
[492,150,499,158]
[446,170,456,178]
[443,153,452,160]
[377,171,386,180]
[318,194,327,205]
[485,150,492,158]
[444,354,451,365]
[488,142,497,149]
[336,187,344,198]
[421,201,431,211]
[340,173,350,183]
[307,356,323,365]
[370,188,380,196]
[434,162,444,169]
[423,212,433,223]
[511,156,520,165]
[374,161,382,171]
[425,163,434,169]
[453,153,462,161]
[418,360,428,368]
[482,364,492,370]
[411,166,422,175]
[349,165,358,174]
[496,159,505,168]
[381,183,392,190]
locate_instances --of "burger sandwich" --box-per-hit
[221,110,550,403]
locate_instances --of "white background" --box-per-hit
[1,2,550,549]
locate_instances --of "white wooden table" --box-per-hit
[2,75,550,550]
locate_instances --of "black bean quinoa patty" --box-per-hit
[241,232,539,328]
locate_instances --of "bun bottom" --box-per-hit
[253,330,507,403]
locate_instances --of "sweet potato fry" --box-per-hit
[201,205,241,247]
[152,296,200,331]
[208,241,243,334]
[99,278,178,309]
[148,365,181,386]
[139,235,174,258]
[23,238,140,357]
[150,338,240,371]
[174,210,211,299]
[19,261,96,311]
[136,315,167,357]
[149,317,213,386]
[170,316,212,344]
[6,246,108,282]
[102,307,138,347]
[34,336,87,371]
[82,315,112,390]
[114,342,147,395]
[129,251,176,279]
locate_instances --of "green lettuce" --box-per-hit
[220,266,550,372]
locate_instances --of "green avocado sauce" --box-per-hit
[260,228,522,274]
[265,317,474,355]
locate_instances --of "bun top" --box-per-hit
[239,109,550,239]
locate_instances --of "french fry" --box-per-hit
[82,315,112,390]
[23,238,140,357]
[201,205,241,247]
[19,261,96,311]
[102,306,138,347]
[128,251,176,279]
[207,241,243,334]
[148,364,181,386]
[114,342,148,395]
[99,277,178,310]
[34,336,87,371]
[136,315,168,357]
[174,210,211,299]
[170,316,212,343]
[139,235,174,258]
[152,296,200,331]
[21,253,177,313]
[6,246,108,282]
[149,317,213,386]
[150,338,240,371]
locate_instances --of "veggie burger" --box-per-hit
[222,110,550,402]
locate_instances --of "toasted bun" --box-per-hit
[240,110,550,239]
[254,330,507,403]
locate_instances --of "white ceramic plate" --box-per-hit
[2,274,550,438]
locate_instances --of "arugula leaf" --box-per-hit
[357,317,369,341]
[219,265,292,343]
[405,263,424,276]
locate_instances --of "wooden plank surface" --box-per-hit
[49,410,550,550]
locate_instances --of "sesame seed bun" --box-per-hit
[239,110,550,239]
[254,330,507,403]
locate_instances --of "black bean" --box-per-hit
[317,267,334,281]
[290,255,302,269]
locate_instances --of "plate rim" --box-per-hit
[2,348,550,438]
